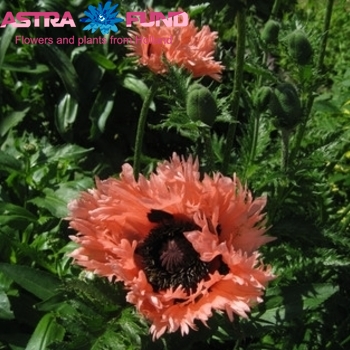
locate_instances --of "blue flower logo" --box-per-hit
[80,1,124,35]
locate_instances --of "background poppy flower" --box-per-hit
[68,154,275,339]
[127,14,224,81]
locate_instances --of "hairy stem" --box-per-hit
[281,128,290,172]
[317,0,334,73]
[222,4,246,174]
[133,80,158,180]
[203,127,214,174]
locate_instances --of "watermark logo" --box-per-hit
[0,12,75,28]
[126,12,188,28]
[80,1,123,35]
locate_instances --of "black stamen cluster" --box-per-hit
[136,212,209,293]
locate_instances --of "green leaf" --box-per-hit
[0,150,22,172]
[25,313,65,350]
[44,144,93,162]
[29,178,93,218]
[0,263,61,300]
[89,81,116,140]
[0,203,37,225]
[35,292,67,312]
[123,74,156,111]
[1,62,49,74]
[55,94,78,142]
[0,108,30,137]
[0,291,14,320]
[244,62,277,82]
[38,45,83,102]
[88,51,117,70]
[189,3,210,16]
[0,25,16,70]
[253,283,339,324]
[29,188,68,218]
[30,185,84,218]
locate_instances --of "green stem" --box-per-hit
[203,127,214,174]
[271,0,283,18]
[133,80,158,180]
[317,0,334,73]
[222,4,247,174]
[289,0,334,164]
[250,113,260,166]
[281,128,290,172]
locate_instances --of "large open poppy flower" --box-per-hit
[68,154,275,339]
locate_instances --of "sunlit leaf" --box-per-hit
[0,108,30,137]
[0,291,14,320]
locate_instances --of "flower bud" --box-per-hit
[254,86,272,112]
[269,83,302,130]
[261,20,280,45]
[186,84,217,126]
[288,30,313,66]
[23,143,37,154]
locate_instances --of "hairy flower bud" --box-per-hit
[269,83,302,129]
[261,20,280,45]
[254,86,272,112]
[288,30,313,66]
[186,84,217,126]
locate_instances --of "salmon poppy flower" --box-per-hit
[68,154,275,339]
[127,13,224,81]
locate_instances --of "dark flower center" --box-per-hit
[135,210,228,293]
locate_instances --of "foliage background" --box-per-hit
[0,0,350,349]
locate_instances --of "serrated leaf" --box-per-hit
[25,313,65,350]
[0,263,61,300]
[123,74,156,111]
[189,3,210,16]
[244,62,277,82]
[253,283,339,324]
[0,291,14,320]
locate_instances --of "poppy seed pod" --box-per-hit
[261,20,280,45]
[186,84,217,126]
[288,30,313,66]
[269,83,302,130]
[254,86,272,112]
